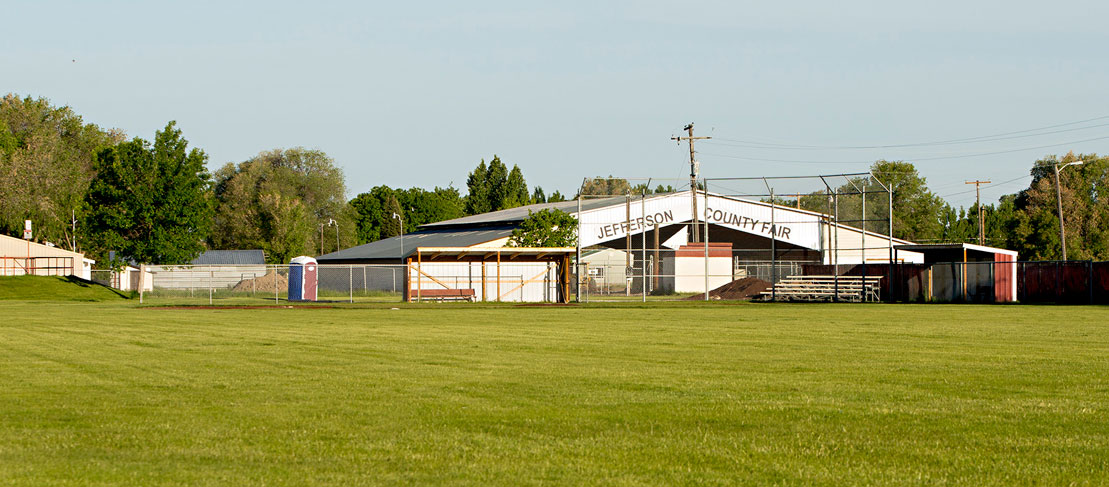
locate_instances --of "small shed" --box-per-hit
[894,243,1018,303]
[0,233,92,279]
[407,247,575,303]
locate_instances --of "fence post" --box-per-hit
[1090,260,1095,305]
[1056,261,1062,304]
[349,265,354,303]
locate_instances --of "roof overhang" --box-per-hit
[895,243,1018,256]
[413,246,576,260]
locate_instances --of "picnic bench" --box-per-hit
[411,288,476,302]
[759,275,883,302]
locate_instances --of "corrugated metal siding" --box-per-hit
[190,250,266,265]
[1,234,85,276]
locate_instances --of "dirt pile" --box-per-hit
[233,271,288,293]
[684,277,772,301]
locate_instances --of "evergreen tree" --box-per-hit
[465,159,490,215]
[464,155,530,214]
[382,194,403,238]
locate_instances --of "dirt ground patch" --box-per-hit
[684,277,772,301]
[233,271,288,293]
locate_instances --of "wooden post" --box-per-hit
[962,248,968,302]
[138,264,146,304]
[481,257,487,302]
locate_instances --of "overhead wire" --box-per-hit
[707,114,1109,150]
[700,133,1109,165]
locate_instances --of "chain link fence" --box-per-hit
[89,264,405,304]
[84,258,1107,305]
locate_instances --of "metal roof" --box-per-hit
[894,243,1018,256]
[190,250,266,265]
[420,197,626,229]
[414,246,575,259]
[316,226,515,262]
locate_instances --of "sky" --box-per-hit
[5,0,1109,209]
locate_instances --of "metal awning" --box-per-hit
[413,247,576,260]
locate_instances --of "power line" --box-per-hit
[700,133,1109,165]
[938,174,1030,199]
[708,114,1109,150]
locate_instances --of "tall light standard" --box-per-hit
[327,218,339,253]
[392,212,404,264]
[1052,159,1083,261]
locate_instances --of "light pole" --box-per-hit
[393,212,404,264]
[1052,160,1083,261]
[328,218,339,253]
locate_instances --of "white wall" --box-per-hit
[147,265,269,290]
[409,261,560,302]
[671,255,732,293]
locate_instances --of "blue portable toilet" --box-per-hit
[288,256,318,301]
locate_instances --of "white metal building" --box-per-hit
[0,233,93,279]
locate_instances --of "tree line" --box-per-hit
[785,157,1107,260]
[2,94,1106,265]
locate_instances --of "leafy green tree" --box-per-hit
[579,177,631,196]
[868,160,947,241]
[350,185,464,244]
[936,203,976,244]
[399,186,465,231]
[1007,152,1108,260]
[629,183,678,195]
[788,161,945,242]
[0,94,123,248]
[210,147,354,262]
[547,190,567,203]
[532,186,546,204]
[508,209,578,247]
[350,186,395,244]
[82,122,213,265]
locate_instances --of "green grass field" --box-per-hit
[1,282,1107,485]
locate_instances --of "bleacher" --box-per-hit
[759,275,883,302]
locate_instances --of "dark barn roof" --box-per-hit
[190,249,266,265]
[316,227,516,262]
[420,197,625,229]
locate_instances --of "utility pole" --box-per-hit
[964,180,990,245]
[672,123,710,242]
